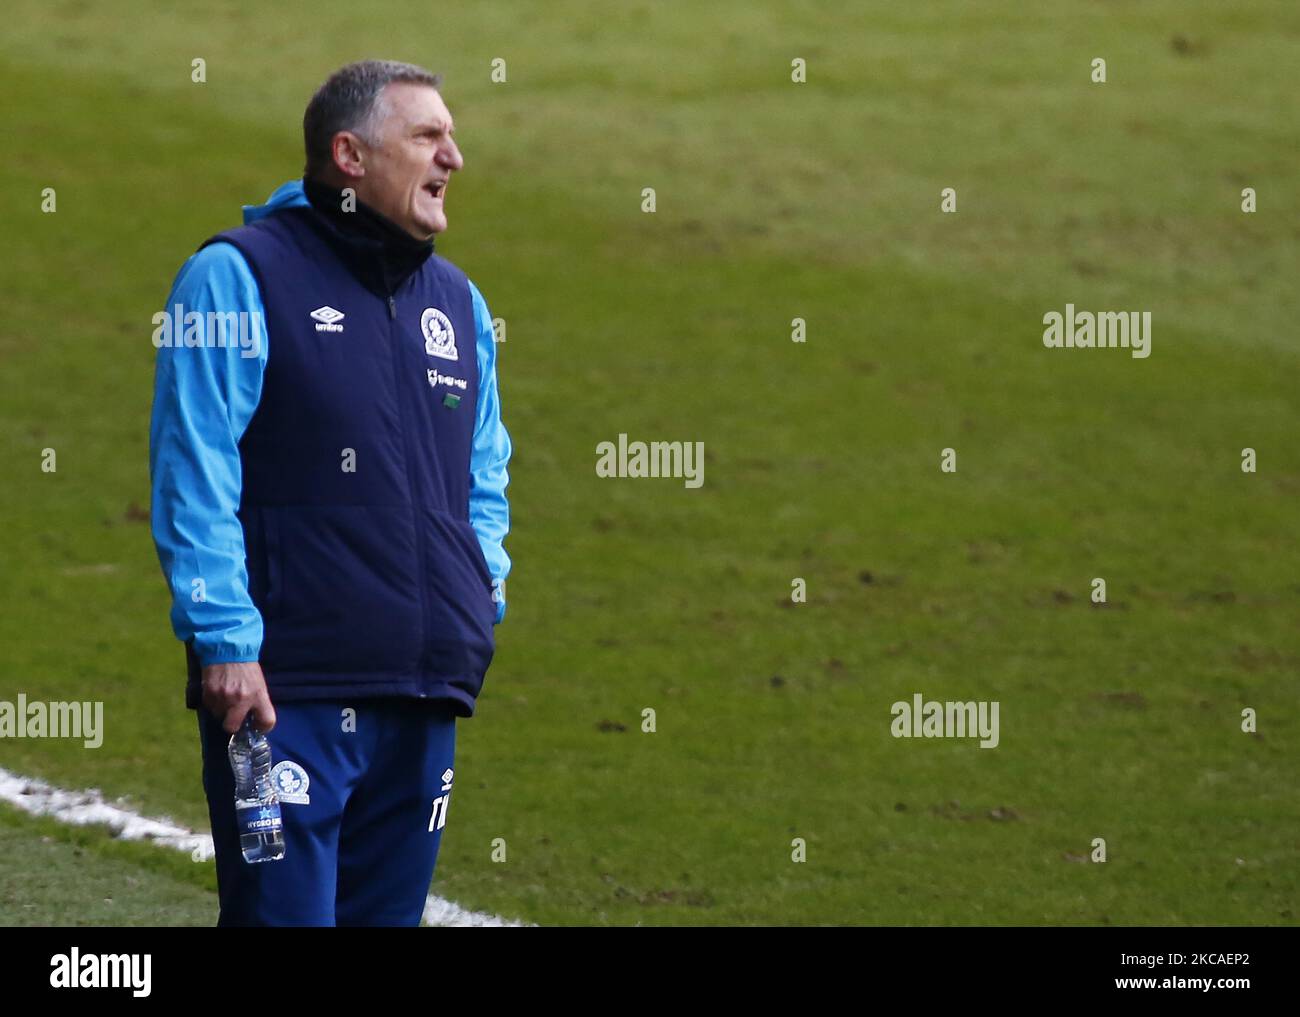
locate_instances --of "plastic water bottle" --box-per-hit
[227,715,285,863]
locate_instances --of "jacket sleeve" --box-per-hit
[466,278,512,623]
[149,242,268,665]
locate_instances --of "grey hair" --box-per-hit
[303,59,443,176]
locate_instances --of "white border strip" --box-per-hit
[0,767,530,927]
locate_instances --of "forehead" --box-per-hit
[380,82,451,128]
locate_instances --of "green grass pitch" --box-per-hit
[1,0,1297,925]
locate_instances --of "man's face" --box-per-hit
[352,83,463,239]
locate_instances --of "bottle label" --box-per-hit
[235,801,283,836]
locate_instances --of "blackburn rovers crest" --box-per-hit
[270,760,311,805]
[421,307,458,361]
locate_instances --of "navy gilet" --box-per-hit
[183,204,494,717]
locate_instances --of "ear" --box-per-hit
[331,131,367,179]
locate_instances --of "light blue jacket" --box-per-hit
[149,180,511,667]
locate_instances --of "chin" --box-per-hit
[403,219,440,239]
[411,201,446,235]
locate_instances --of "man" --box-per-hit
[149,60,511,926]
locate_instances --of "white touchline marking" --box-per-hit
[0,766,213,856]
[0,766,531,927]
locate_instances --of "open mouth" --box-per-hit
[424,180,446,199]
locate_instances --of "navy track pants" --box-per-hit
[197,698,457,926]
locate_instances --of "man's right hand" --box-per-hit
[201,661,277,734]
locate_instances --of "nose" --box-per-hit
[437,136,463,173]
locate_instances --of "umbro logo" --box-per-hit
[310,306,345,332]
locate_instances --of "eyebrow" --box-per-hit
[414,120,454,135]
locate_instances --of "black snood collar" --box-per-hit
[302,176,435,299]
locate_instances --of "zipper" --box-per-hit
[384,291,431,672]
